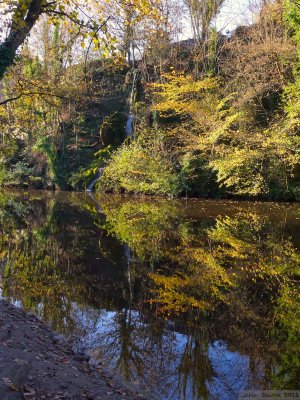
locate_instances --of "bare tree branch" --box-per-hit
[0,91,78,106]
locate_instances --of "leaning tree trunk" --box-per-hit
[0,0,43,80]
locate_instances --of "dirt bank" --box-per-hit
[0,300,147,400]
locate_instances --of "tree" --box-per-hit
[0,0,43,79]
[183,0,225,73]
[0,0,99,80]
[0,0,160,80]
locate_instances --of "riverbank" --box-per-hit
[0,300,146,400]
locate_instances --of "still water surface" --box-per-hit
[0,191,299,400]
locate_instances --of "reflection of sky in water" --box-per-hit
[208,342,251,400]
[69,306,258,400]
[0,289,263,399]
[1,193,298,399]
[0,288,22,308]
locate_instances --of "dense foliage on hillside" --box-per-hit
[0,0,299,199]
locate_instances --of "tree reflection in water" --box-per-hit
[0,191,299,399]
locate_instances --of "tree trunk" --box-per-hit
[0,0,43,80]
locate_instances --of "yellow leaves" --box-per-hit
[151,72,218,117]
[209,110,242,144]
[149,272,213,316]
[98,197,180,262]
[149,246,231,317]
[94,196,300,322]
[58,3,65,12]
[153,73,217,97]
[102,0,163,28]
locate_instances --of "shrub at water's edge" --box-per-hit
[99,133,181,196]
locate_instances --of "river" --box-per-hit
[0,190,299,399]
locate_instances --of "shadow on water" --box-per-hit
[0,190,299,399]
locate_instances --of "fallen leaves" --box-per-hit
[22,385,36,399]
[0,302,146,400]
[2,376,20,391]
[13,357,28,365]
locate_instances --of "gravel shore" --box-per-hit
[0,300,147,400]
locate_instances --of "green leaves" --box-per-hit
[100,134,180,196]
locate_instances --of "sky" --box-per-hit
[216,0,254,32]
[0,0,256,51]
[180,0,255,39]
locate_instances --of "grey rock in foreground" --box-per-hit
[0,300,146,400]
